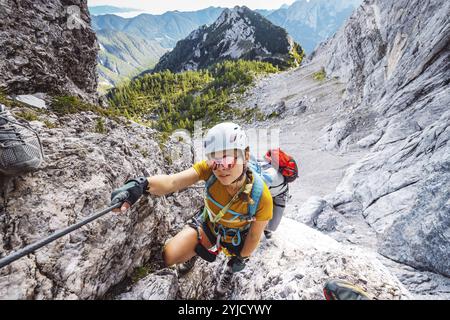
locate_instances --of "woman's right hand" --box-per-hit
[113,201,131,214]
[111,177,149,213]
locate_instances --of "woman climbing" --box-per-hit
[111,122,273,296]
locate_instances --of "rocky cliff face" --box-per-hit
[153,6,302,73]
[0,107,202,299]
[120,219,410,300]
[0,0,99,102]
[215,0,449,299]
[1,0,447,301]
[308,0,449,278]
[1,103,410,300]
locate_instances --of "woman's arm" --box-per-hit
[114,168,200,213]
[239,220,268,257]
[148,167,201,196]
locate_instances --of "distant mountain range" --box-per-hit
[92,1,362,90]
[91,7,225,49]
[96,30,168,90]
[264,0,363,53]
[92,7,224,89]
[89,5,138,16]
[152,6,303,73]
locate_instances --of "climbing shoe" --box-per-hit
[177,256,198,276]
[0,104,44,176]
[215,264,234,297]
[323,279,371,300]
[264,230,273,239]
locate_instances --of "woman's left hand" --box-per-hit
[228,255,249,272]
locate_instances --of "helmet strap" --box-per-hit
[230,162,246,185]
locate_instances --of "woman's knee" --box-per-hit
[162,238,176,266]
[162,227,198,266]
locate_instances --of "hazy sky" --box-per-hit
[87,0,301,14]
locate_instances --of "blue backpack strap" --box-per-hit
[205,172,216,189]
[206,193,246,219]
[204,167,265,248]
[248,156,257,170]
[204,173,243,220]
[207,167,265,219]
[249,158,273,185]
[203,173,216,220]
[248,168,265,218]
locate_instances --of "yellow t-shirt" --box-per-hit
[193,160,273,242]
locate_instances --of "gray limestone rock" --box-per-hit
[0,0,99,103]
[310,0,450,283]
[118,269,179,300]
[0,110,202,299]
[175,219,411,300]
[13,95,47,110]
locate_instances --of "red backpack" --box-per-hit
[264,148,299,183]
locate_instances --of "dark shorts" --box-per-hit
[188,207,247,257]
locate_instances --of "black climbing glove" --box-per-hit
[111,177,149,207]
[228,255,249,273]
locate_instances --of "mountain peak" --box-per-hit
[213,6,252,28]
[152,7,303,73]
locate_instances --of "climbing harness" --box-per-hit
[189,213,221,263]
[191,167,265,262]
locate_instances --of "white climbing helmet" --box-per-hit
[203,122,248,157]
